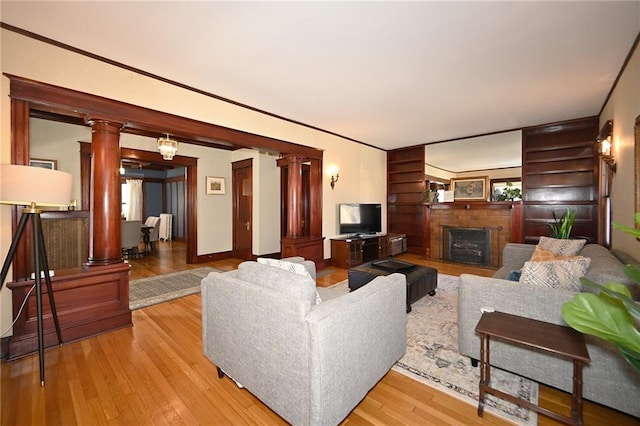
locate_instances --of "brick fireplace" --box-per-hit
[443,226,492,266]
[423,201,522,268]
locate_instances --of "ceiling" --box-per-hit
[2,2,639,152]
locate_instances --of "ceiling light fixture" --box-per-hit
[157,134,178,160]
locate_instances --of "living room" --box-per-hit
[2,2,640,425]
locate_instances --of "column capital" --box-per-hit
[84,117,124,132]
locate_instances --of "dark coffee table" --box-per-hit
[348,259,437,312]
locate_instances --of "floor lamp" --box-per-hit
[0,164,72,386]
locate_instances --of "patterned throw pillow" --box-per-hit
[519,257,591,291]
[257,258,322,304]
[530,245,581,262]
[537,236,586,256]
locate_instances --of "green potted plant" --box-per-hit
[495,181,522,201]
[423,187,439,203]
[548,208,577,239]
[562,213,640,373]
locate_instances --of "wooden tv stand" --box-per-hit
[330,233,407,269]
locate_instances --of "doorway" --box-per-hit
[232,159,253,259]
[80,142,198,262]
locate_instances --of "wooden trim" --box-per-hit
[6,263,132,359]
[599,30,640,116]
[9,99,31,280]
[7,74,324,159]
[194,251,233,263]
[79,142,92,210]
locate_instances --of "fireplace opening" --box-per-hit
[442,226,491,266]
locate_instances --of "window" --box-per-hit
[121,182,131,220]
[490,179,522,201]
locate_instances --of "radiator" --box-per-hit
[159,213,173,241]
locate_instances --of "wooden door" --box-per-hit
[232,159,253,259]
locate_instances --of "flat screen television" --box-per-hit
[338,203,382,235]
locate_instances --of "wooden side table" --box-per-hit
[475,311,590,426]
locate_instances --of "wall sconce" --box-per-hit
[157,134,178,160]
[597,120,616,172]
[327,165,339,190]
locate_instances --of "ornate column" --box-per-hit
[280,154,325,265]
[308,158,323,238]
[286,155,304,238]
[84,119,124,267]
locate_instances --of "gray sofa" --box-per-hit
[201,260,407,425]
[458,243,640,417]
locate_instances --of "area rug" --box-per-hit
[129,267,219,310]
[318,275,538,425]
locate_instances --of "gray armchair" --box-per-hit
[201,260,406,425]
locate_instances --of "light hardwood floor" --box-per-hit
[1,241,637,425]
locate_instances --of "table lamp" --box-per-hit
[0,164,72,386]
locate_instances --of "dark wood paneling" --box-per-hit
[387,146,425,255]
[6,263,132,359]
[522,117,600,243]
[9,75,323,159]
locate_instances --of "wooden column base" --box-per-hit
[281,236,325,267]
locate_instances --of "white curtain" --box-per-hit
[127,179,143,221]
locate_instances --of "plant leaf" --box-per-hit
[618,345,640,373]
[581,277,640,319]
[624,263,640,284]
[613,221,640,238]
[562,293,640,353]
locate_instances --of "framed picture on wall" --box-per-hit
[206,176,225,195]
[451,176,488,200]
[29,158,57,170]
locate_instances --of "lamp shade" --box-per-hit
[0,164,72,207]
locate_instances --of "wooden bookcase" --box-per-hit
[387,146,425,254]
[522,117,599,243]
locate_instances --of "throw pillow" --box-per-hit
[530,245,581,262]
[257,258,322,304]
[505,270,522,282]
[519,257,591,291]
[537,236,586,256]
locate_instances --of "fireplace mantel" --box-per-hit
[422,201,523,266]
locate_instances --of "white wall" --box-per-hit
[29,119,88,205]
[600,36,640,254]
[231,149,282,255]
[0,28,387,332]
[29,118,234,255]
[454,167,522,181]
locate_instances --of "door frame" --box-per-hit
[7,75,323,275]
[232,158,253,259]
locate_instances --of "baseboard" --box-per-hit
[194,251,232,263]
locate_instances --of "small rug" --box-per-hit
[318,275,538,425]
[129,267,218,310]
